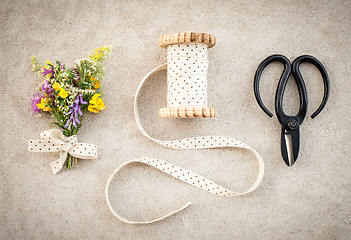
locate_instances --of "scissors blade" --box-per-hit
[281,128,300,166]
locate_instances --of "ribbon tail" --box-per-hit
[50,151,68,174]
[50,158,64,174]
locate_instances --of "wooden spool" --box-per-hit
[158,32,216,118]
[158,32,216,49]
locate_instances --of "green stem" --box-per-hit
[66,154,72,169]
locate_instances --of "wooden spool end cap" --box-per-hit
[158,33,216,49]
[159,107,216,118]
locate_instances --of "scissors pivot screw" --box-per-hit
[287,119,298,130]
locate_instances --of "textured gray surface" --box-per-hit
[1,0,351,239]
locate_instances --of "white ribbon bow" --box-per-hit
[28,129,98,174]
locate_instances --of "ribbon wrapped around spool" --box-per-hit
[106,32,265,224]
[158,32,216,118]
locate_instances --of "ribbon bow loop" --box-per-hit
[28,129,98,174]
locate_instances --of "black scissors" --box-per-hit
[253,54,330,166]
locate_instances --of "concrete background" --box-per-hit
[1,0,350,239]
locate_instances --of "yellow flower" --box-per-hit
[36,97,47,108]
[88,45,112,63]
[88,105,98,113]
[58,88,68,98]
[93,81,100,89]
[52,82,68,98]
[53,82,61,91]
[42,60,54,78]
[43,60,53,70]
[89,94,98,104]
[91,78,100,89]
[43,106,51,111]
[88,94,105,113]
[36,97,51,111]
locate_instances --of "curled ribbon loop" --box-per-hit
[28,129,98,174]
[105,62,265,224]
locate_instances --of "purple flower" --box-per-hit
[41,80,53,96]
[79,93,87,104]
[64,114,73,129]
[42,67,54,78]
[30,93,43,114]
[64,93,87,129]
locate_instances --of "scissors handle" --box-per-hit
[253,54,292,118]
[253,54,330,123]
[292,55,330,119]
[276,56,308,127]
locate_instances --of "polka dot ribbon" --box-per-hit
[28,129,98,174]
[105,64,265,224]
[166,43,210,107]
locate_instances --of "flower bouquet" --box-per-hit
[28,46,112,173]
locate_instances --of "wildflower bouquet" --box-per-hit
[29,46,112,172]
